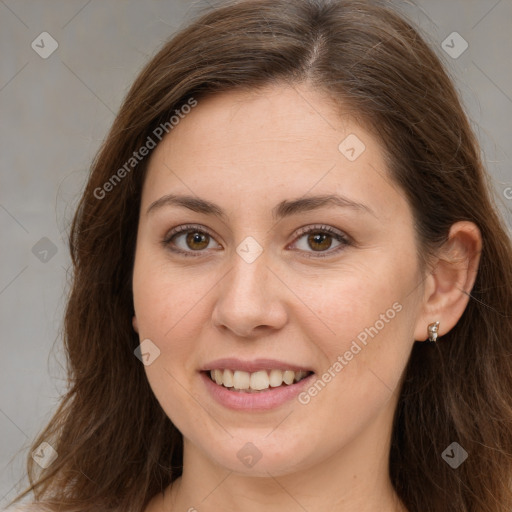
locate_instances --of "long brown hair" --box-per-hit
[8,0,512,510]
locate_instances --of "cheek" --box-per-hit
[132,256,211,429]
[288,265,418,456]
[133,249,207,337]
[294,254,420,390]
[301,256,413,331]
[132,252,225,404]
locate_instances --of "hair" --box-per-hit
[8,0,512,511]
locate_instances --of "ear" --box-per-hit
[413,221,482,342]
[132,314,139,333]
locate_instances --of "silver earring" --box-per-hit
[427,321,440,343]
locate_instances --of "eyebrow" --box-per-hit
[146,193,375,220]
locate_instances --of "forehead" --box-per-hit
[142,84,405,222]
[153,85,368,165]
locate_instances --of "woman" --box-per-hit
[6,0,512,511]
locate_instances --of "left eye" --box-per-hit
[162,224,350,258]
[289,225,350,257]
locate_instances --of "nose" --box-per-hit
[211,250,288,339]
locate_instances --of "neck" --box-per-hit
[167,453,406,512]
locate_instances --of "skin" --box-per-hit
[132,83,481,512]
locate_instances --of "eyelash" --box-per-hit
[161,224,351,259]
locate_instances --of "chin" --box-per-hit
[192,431,320,477]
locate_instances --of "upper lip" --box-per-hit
[200,358,314,373]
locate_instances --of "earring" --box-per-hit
[427,321,440,343]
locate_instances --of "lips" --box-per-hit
[200,358,315,395]
[200,367,315,411]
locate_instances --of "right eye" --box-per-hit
[162,224,222,257]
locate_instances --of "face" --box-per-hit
[132,84,426,477]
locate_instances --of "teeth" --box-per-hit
[214,369,223,385]
[233,370,250,390]
[283,370,295,385]
[208,368,311,391]
[250,370,269,390]
[269,369,283,387]
[222,369,233,387]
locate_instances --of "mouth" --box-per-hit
[203,368,314,393]
[199,358,316,410]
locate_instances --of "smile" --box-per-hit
[207,369,313,392]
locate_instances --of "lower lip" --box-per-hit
[200,371,315,411]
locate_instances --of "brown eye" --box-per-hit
[307,232,334,251]
[185,231,210,250]
[162,225,221,257]
[291,224,350,258]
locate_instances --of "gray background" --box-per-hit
[1,0,511,507]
